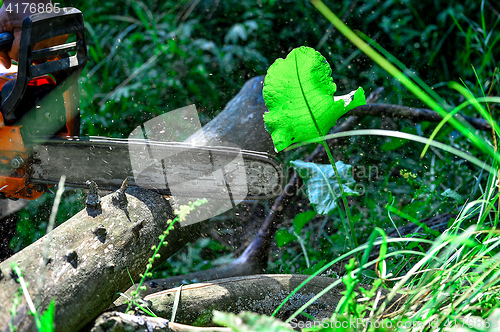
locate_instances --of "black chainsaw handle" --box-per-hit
[0,32,14,52]
[0,8,87,123]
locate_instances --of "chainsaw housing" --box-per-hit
[0,8,87,199]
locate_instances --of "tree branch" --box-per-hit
[348,104,492,131]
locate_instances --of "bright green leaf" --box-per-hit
[293,210,317,234]
[212,310,294,332]
[263,46,365,152]
[291,160,358,215]
[275,229,295,248]
[334,87,366,112]
[39,300,56,332]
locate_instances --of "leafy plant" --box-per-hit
[291,160,359,215]
[310,0,500,164]
[213,310,294,332]
[262,46,365,153]
[263,45,366,251]
[293,210,317,235]
[269,1,500,330]
[124,198,208,316]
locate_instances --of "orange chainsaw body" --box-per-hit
[0,8,87,200]
[0,67,62,200]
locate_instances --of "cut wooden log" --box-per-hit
[110,274,399,328]
[0,187,198,332]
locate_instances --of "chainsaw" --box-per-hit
[0,8,283,202]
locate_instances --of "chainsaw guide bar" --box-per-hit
[30,137,284,200]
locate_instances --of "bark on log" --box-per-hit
[0,188,197,332]
[184,76,275,154]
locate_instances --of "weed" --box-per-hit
[262,46,366,251]
[124,198,208,316]
[11,264,56,332]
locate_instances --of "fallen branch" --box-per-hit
[348,104,492,131]
[0,187,200,332]
[111,274,398,327]
[91,312,230,332]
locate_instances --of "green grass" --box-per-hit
[254,1,500,330]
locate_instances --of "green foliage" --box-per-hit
[262,46,365,152]
[293,210,317,234]
[9,0,500,328]
[39,301,56,332]
[275,229,296,248]
[380,137,407,151]
[68,0,278,137]
[262,44,363,250]
[297,260,326,276]
[11,263,56,332]
[275,210,317,254]
[291,160,358,215]
[337,258,362,316]
[125,198,207,315]
[212,310,294,332]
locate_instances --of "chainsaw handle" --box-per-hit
[1,8,87,123]
[0,32,14,52]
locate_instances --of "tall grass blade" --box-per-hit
[309,0,500,165]
[286,129,494,174]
